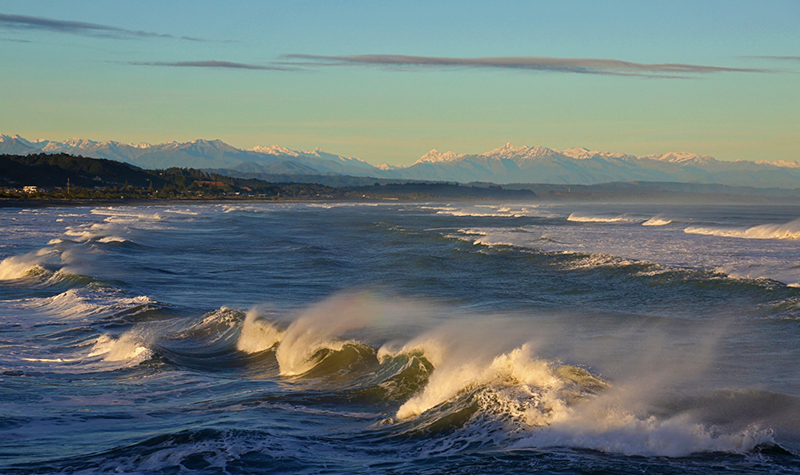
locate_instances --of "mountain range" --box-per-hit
[2,133,799,189]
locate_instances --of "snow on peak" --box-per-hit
[416,149,467,164]
[251,145,300,157]
[559,147,632,160]
[482,143,555,160]
[754,160,800,169]
[560,147,594,159]
[63,137,97,147]
[643,151,717,165]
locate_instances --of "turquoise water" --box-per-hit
[1,201,799,474]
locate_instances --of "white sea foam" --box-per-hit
[436,206,542,218]
[90,207,164,221]
[88,332,152,363]
[163,208,200,215]
[20,288,155,320]
[0,248,59,280]
[642,216,673,226]
[65,223,120,242]
[560,252,638,271]
[236,309,285,353]
[512,408,773,457]
[276,293,379,376]
[685,218,800,240]
[568,213,639,224]
[0,255,44,280]
[222,205,271,214]
[376,310,773,457]
[98,236,128,243]
[395,343,568,420]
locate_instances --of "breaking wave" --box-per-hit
[568,213,640,224]
[685,218,800,240]
[643,216,673,226]
[89,332,153,363]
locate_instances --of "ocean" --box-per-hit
[1,200,799,474]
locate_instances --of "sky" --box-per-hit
[1,1,798,166]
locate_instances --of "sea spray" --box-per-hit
[0,248,58,281]
[568,213,640,223]
[685,217,800,240]
[4,202,800,473]
[395,344,571,422]
[89,332,152,363]
[236,309,285,353]
[275,293,380,376]
[643,216,673,226]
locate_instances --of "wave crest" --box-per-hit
[568,213,639,224]
[237,310,285,354]
[89,332,152,363]
[685,218,800,240]
[643,216,673,226]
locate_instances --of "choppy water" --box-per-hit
[1,201,799,474]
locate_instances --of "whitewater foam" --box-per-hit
[568,213,640,224]
[88,332,152,363]
[395,344,571,421]
[643,216,673,226]
[0,248,59,281]
[236,309,285,353]
[275,294,378,376]
[20,288,156,320]
[685,218,800,240]
[512,412,773,457]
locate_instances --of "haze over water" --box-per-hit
[1,200,799,474]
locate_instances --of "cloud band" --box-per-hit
[0,13,204,41]
[282,54,769,77]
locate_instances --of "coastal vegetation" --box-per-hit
[0,153,535,202]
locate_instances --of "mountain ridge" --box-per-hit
[2,133,799,189]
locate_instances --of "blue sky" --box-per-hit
[1,1,798,165]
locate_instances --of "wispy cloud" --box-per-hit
[282,54,771,78]
[0,13,206,41]
[744,55,800,61]
[127,60,295,71]
[1,36,30,43]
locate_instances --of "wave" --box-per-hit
[685,217,800,240]
[28,289,156,322]
[389,343,603,422]
[558,252,643,271]
[567,213,641,224]
[0,248,59,281]
[236,310,285,353]
[275,294,382,377]
[90,207,164,222]
[511,410,772,457]
[88,332,153,363]
[8,288,796,459]
[430,204,547,219]
[642,216,673,226]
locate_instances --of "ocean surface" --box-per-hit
[1,200,800,474]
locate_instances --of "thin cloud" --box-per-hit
[744,55,800,61]
[0,13,206,41]
[282,54,771,78]
[128,60,295,71]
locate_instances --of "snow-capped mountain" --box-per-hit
[390,143,800,188]
[0,134,380,177]
[2,133,799,188]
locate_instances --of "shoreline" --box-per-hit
[0,197,344,209]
